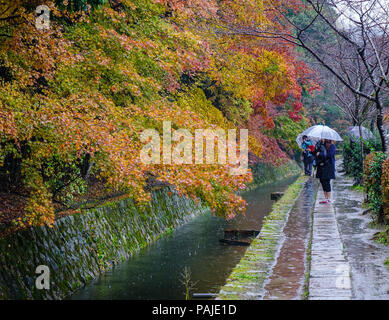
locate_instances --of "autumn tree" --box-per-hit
[191,0,389,151]
[331,44,377,174]
[162,0,319,160]
[0,0,318,227]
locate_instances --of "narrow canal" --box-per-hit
[71,175,299,300]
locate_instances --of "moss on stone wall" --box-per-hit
[0,187,207,300]
[0,160,301,300]
[247,160,301,192]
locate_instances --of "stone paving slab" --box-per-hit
[308,188,352,300]
[313,226,339,232]
[309,288,352,298]
[311,255,346,263]
[312,222,338,228]
[309,296,351,300]
[309,276,351,289]
[313,227,338,233]
[310,270,344,278]
[311,235,341,242]
[311,238,343,245]
[310,265,349,276]
[311,257,347,265]
[312,216,335,221]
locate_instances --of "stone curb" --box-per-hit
[217,175,309,300]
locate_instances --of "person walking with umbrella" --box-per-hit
[315,139,336,204]
[299,125,342,204]
[302,135,314,176]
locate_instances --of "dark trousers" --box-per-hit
[303,156,313,175]
[320,179,331,192]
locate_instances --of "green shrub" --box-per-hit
[364,152,387,223]
[382,159,389,224]
[342,135,382,183]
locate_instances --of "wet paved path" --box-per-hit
[220,161,389,300]
[308,187,352,300]
[263,178,317,299]
[332,171,389,299]
[261,166,389,300]
[308,160,389,300]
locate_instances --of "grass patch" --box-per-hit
[349,184,364,192]
[236,273,259,281]
[374,227,389,245]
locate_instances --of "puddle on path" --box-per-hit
[263,178,318,300]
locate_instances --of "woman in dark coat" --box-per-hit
[315,139,336,204]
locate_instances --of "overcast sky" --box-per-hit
[331,0,389,30]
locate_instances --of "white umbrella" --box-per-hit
[301,125,343,142]
[296,134,320,148]
[346,126,374,141]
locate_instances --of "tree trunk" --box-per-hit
[358,124,365,176]
[376,97,387,153]
[370,117,375,132]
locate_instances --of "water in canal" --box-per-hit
[71,175,299,300]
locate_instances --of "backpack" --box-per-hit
[314,141,327,167]
[302,140,313,159]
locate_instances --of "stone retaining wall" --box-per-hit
[247,160,301,191]
[0,160,301,300]
[0,187,207,300]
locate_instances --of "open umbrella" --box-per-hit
[296,134,320,148]
[346,126,374,141]
[301,125,343,142]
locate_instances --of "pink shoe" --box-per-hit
[319,199,330,204]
